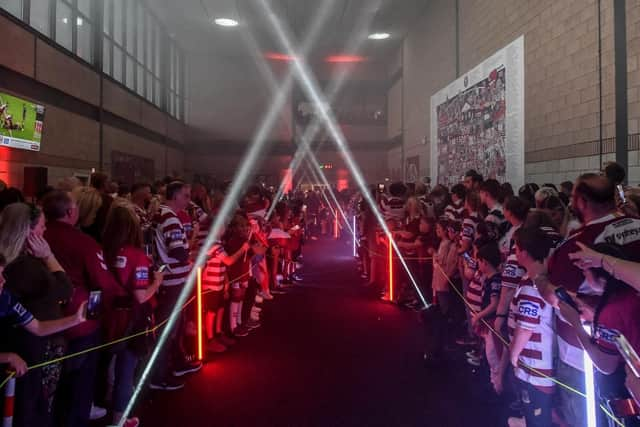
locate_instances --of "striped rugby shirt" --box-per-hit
[444,200,465,224]
[508,276,556,391]
[501,225,526,290]
[153,204,191,287]
[461,211,481,243]
[549,213,640,370]
[203,242,226,291]
[466,268,484,314]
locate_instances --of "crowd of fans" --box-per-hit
[354,162,640,427]
[0,174,330,427]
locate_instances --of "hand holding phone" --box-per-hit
[555,287,581,313]
[157,264,169,273]
[86,290,102,320]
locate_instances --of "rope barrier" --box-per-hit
[433,263,625,427]
[0,270,252,393]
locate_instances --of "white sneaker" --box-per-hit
[258,291,274,300]
[90,404,107,420]
[508,416,526,427]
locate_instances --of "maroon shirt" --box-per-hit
[44,220,118,339]
[549,214,640,293]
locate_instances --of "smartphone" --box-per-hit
[617,185,626,204]
[87,290,102,320]
[555,287,581,313]
[616,334,640,378]
[378,183,385,193]
[157,264,169,273]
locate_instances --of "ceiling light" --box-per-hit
[77,17,83,26]
[368,32,390,40]
[325,55,367,63]
[62,17,68,24]
[214,18,238,27]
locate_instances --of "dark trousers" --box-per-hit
[53,330,101,427]
[152,286,185,382]
[517,379,553,427]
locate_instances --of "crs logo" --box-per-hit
[519,301,540,317]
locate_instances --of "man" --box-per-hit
[445,184,466,225]
[479,179,509,242]
[379,182,407,223]
[463,169,483,191]
[546,173,640,427]
[42,190,117,427]
[150,181,201,390]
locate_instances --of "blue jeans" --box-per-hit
[112,346,139,413]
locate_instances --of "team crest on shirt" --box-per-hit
[170,231,183,240]
[135,267,149,281]
[594,325,620,344]
[519,301,540,317]
[115,256,127,268]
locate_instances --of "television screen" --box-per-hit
[0,91,45,152]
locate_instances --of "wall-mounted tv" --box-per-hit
[0,91,45,152]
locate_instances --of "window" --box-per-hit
[0,0,22,19]
[1,0,188,121]
[102,0,169,109]
[30,1,49,35]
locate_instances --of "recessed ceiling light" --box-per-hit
[214,18,238,27]
[77,17,83,26]
[368,32,390,40]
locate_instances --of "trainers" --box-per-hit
[258,291,274,300]
[149,377,185,391]
[233,325,250,337]
[466,357,481,367]
[455,336,476,346]
[245,319,261,330]
[206,339,227,353]
[122,417,140,427]
[173,360,202,377]
[90,404,107,420]
[291,273,303,282]
[465,350,480,358]
[507,417,526,427]
[218,334,236,346]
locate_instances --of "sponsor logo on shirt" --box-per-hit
[135,267,149,281]
[519,301,540,317]
[116,256,127,268]
[595,326,620,344]
[170,231,184,241]
[12,302,28,318]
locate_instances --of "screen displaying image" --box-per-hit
[0,91,45,152]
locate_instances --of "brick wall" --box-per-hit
[393,0,640,187]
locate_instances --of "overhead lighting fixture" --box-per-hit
[77,17,83,26]
[62,17,68,24]
[264,52,296,61]
[325,55,367,63]
[214,18,238,27]
[368,32,390,40]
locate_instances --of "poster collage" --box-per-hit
[436,68,506,188]
[430,36,524,189]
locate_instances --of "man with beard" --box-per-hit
[543,173,640,427]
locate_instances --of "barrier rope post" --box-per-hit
[2,375,15,427]
[196,267,204,361]
[388,234,394,302]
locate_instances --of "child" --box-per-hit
[203,227,249,353]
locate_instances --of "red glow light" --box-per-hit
[265,52,296,61]
[196,267,203,361]
[388,235,393,301]
[325,55,367,63]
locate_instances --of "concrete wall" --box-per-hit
[0,13,184,190]
[391,0,640,186]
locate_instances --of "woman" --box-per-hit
[71,186,103,235]
[560,243,640,426]
[102,205,163,427]
[0,203,74,427]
